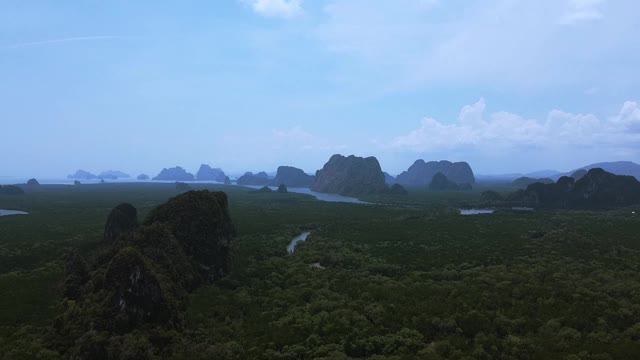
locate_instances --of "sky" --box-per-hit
[1,0,639,177]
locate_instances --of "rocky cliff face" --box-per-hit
[513,168,640,209]
[53,191,235,357]
[272,166,314,188]
[389,183,408,195]
[236,172,271,186]
[570,169,587,180]
[311,154,387,196]
[196,165,227,182]
[144,190,235,280]
[383,172,396,184]
[396,160,475,186]
[429,172,461,191]
[152,166,194,181]
[512,177,554,188]
[103,203,139,243]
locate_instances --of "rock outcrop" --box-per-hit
[137,174,150,180]
[196,165,227,182]
[429,172,461,191]
[27,178,40,186]
[388,183,408,195]
[98,170,131,179]
[512,168,640,209]
[250,186,274,194]
[103,203,139,243]
[53,191,235,357]
[237,172,271,186]
[512,177,554,188]
[67,169,97,180]
[570,169,587,180]
[144,190,235,280]
[396,160,475,186]
[272,166,314,188]
[383,172,396,184]
[152,166,194,181]
[277,184,288,193]
[312,154,388,196]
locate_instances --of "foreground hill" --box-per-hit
[396,160,475,186]
[312,154,387,196]
[52,190,235,357]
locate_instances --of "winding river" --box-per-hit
[288,232,311,253]
[242,185,368,204]
[0,209,29,217]
[459,209,495,215]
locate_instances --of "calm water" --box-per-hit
[0,209,29,217]
[460,209,495,215]
[243,185,368,204]
[288,232,311,253]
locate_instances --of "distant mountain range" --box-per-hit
[559,161,640,180]
[478,161,640,182]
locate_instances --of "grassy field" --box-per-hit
[1,183,639,359]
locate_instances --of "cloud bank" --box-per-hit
[244,0,302,18]
[389,99,640,157]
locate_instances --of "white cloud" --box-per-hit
[459,98,486,126]
[559,0,606,25]
[610,101,640,132]
[244,0,302,18]
[388,99,640,154]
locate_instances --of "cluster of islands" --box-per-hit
[5,156,637,210]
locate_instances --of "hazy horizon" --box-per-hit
[2,0,639,177]
[1,156,637,182]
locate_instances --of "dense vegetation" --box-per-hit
[1,183,640,359]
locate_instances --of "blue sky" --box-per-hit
[1,0,639,177]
